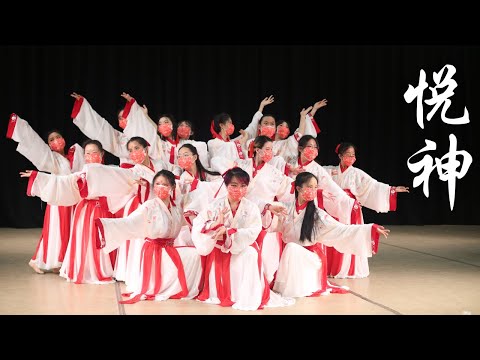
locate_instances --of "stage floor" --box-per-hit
[1,225,479,315]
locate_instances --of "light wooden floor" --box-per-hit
[1,226,479,315]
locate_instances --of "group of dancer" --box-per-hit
[7,92,408,311]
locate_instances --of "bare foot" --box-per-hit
[51,267,61,274]
[28,260,45,274]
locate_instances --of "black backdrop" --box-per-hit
[0,45,478,227]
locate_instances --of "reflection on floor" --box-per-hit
[1,226,479,315]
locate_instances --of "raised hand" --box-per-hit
[310,99,328,117]
[300,106,313,119]
[394,186,410,193]
[238,129,249,146]
[259,95,275,112]
[120,92,133,102]
[313,99,328,110]
[70,92,83,100]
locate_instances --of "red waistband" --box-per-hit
[145,238,175,247]
[343,189,356,200]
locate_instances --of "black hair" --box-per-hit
[258,114,277,126]
[126,136,149,150]
[277,120,291,128]
[337,142,357,156]
[177,120,195,138]
[157,114,177,141]
[178,143,220,180]
[45,129,64,143]
[223,167,250,186]
[295,172,321,243]
[253,135,273,156]
[297,135,319,158]
[212,112,232,134]
[152,169,176,188]
[82,139,104,153]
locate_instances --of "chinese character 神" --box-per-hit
[407,134,472,211]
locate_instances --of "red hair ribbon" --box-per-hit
[335,143,341,154]
[248,141,255,158]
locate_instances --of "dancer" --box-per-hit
[271,171,390,297]
[7,113,84,274]
[323,142,409,278]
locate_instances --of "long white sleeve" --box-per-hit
[72,97,130,160]
[27,171,82,206]
[7,114,72,175]
[232,111,262,142]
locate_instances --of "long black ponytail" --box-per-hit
[295,172,320,243]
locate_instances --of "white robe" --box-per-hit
[286,159,358,225]
[8,113,82,270]
[123,100,210,167]
[322,164,395,278]
[174,170,224,247]
[210,156,295,284]
[244,112,319,164]
[191,196,295,311]
[27,169,114,284]
[207,111,262,163]
[272,200,378,298]
[97,198,202,302]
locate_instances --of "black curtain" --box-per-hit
[1,45,478,227]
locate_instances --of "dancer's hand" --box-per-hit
[19,170,33,178]
[377,226,390,238]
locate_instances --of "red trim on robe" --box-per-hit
[316,189,324,210]
[120,163,135,169]
[66,146,75,170]
[6,113,17,139]
[309,115,321,133]
[122,98,136,119]
[69,199,113,284]
[389,187,397,211]
[57,205,72,262]
[234,140,245,160]
[70,97,84,119]
[77,175,89,198]
[371,224,380,255]
[252,158,266,178]
[26,171,38,196]
[120,238,188,304]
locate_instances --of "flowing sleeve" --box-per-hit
[316,166,356,223]
[303,113,319,137]
[96,201,151,254]
[226,202,262,255]
[352,168,392,213]
[209,156,240,174]
[71,97,129,160]
[191,207,218,256]
[314,209,375,257]
[273,132,301,163]
[7,113,70,174]
[26,171,82,206]
[122,100,166,161]
[84,163,138,213]
[232,111,262,141]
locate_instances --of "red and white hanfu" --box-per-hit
[7,113,84,271]
[323,164,398,278]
